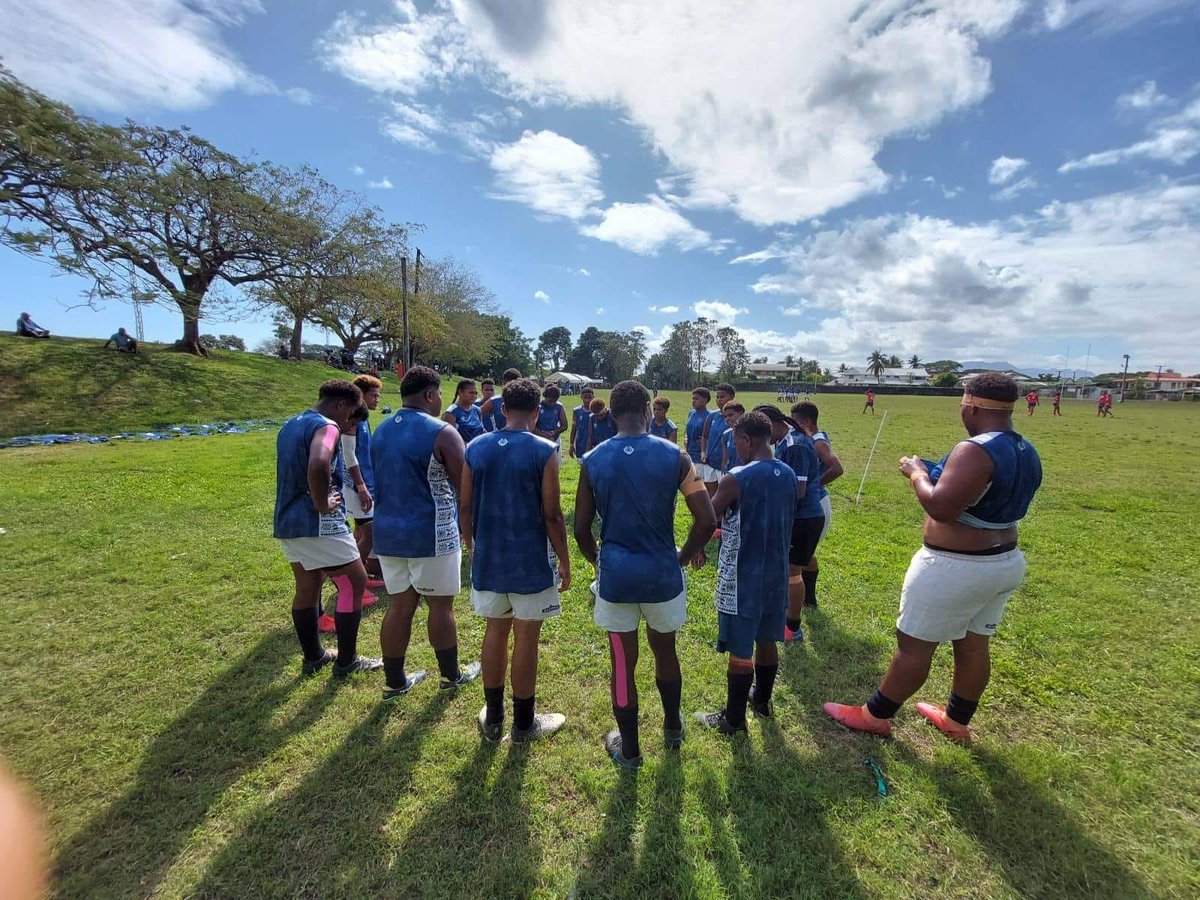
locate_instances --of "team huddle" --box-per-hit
[274,368,1041,765]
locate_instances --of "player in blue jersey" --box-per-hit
[274,380,382,677]
[477,379,497,431]
[648,397,678,443]
[696,411,801,734]
[575,381,717,769]
[372,366,482,700]
[461,378,571,743]
[699,383,736,496]
[480,368,522,431]
[685,388,711,472]
[586,398,619,450]
[568,387,596,460]
[825,373,1042,742]
[335,375,386,606]
[444,379,486,444]
[717,402,745,473]
[760,404,823,642]
[534,384,569,451]
[794,401,844,608]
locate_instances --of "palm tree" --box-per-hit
[867,350,887,381]
[837,362,848,375]
[886,354,903,368]
[909,354,922,369]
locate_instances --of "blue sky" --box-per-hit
[2,0,1199,374]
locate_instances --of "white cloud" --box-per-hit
[730,247,786,265]
[993,176,1038,201]
[595,306,606,315]
[330,0,1025,225]
[632,325,653,335]
[739,182,1200,368]
[488,130,603,220]
[1043,0,1194,32]
[576,267,591,277]
[1060,96,1200,172]
[350,164,366,176]
[0,0,272,111]
[384,121,440,152]
[989,156,1029,185]
[580,196,712,255]
[1117,80,1169,111]
[367,177,394,189]
[649,305,681,314]
[534,289,550,303]
[693,300,748,326]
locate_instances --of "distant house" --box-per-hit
[959,370,1047,389]
[835,367,930,386]
[1143,370,1200,398]
[746,363,812,378]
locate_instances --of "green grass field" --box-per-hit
[0,388,1197,899]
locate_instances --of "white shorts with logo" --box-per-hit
[819,494,832,543]
[472,585,562,621]
[377,550,462,596]
[279,533,360,571]
[896,545,1027,642]
[592,580,688,633]
[698,463,720,484]
[342,486,373,521]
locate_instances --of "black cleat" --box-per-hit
[301,650,334,676]
[694,709,748,735]
[333,655,383,678]
[604,729,642,769]
[749,689,772,720]
[439,661,482,691]
[664,722,685,750]
[477,705,508,743]
[381,670,428,700]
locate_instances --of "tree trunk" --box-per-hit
[173,279,209,356]
[290,313,304,360]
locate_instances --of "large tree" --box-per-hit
[654,321,697,388]
[483,315,533,375]
[566,326,605,376]
[1,70,327,354]
[867,349,888,380]
[716,326,750,379]
[536,326,573,372]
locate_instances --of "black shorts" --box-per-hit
[789,516,825,567]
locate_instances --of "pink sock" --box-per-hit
[332,575,356,614]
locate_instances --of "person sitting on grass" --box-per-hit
[16,313,49,339]
[823,372,1042,743]
[103,327,138,353]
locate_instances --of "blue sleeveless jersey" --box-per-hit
[274,410,348,539]
[572,404,592,456]
[465,429,558,594]
[583,434,683,603]
[810,429,831,502]
[685,408,707,463]
[716,460,797,619]
[589,413,618,447]
[492,398,508,430]
[775,429,822,518]
[705,409,729,463]
[649,418,677,440]
[370,409,460,558]
[447,403,484,444]
[721,427,742,473]
[335,416,375,495]
[474,398,495,433]
[536,401,564,437]
[927,431,1042,529]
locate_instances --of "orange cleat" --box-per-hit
[915,702,972,743]
[361,590,380,608]
[366,578,386,590]
[318,613,336,634]
[822,702,893,738]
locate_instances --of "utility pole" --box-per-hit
[400,256,410,371]
[1120,354,1130,401]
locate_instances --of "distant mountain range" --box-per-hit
[959,361,1096,379]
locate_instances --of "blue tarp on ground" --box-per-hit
[0,420,282,450]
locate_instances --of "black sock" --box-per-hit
[753,664,778,707]
[656,678,682,730]
[613,705,640,759]
[334,609,361,666]
[383,655,406,690]
[484,685,504,725]
[434,644,460,681]
[291,608,323,661]
[513,694,536,731]
[866,689,901,720]
[786,617,802,633]
[946,692,979,726]
[725,670,754,726]
[802,569,818,606]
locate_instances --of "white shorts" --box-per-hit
[592,581,688,633]
[896,546,1027,642]
[342,487,373,521]
[279,533,360,571]
[472,585,562,621]
[819,494,832,543]
[698,463,720,484]
[377,550,462,597]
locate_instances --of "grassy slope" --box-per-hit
[0,332,399,439]
[0,393,1197,899]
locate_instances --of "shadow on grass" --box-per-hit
[571,768,640,897]
[53,629,333,898]
[192,693,452,897]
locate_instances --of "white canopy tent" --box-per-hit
[546,371,603,387]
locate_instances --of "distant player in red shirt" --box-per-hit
[1052,391,1062,416]
[1026,390,1039,415]
[862,389,875,415]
